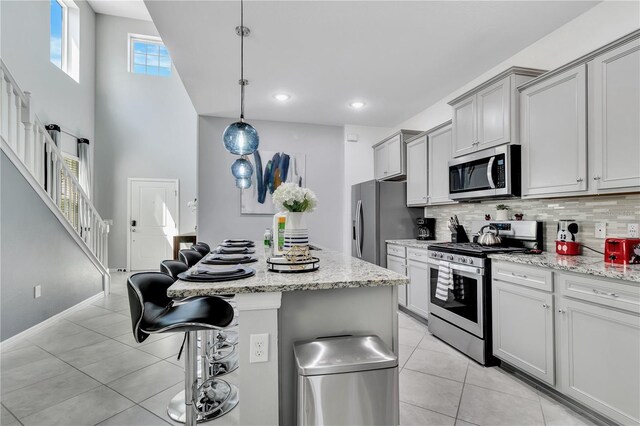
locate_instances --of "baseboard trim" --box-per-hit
[0,292,104,350]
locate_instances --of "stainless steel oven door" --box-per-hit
[427,260,484,338]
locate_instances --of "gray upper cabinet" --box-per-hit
[373,130,421,181]
[406,133,428,206]
[428,122,455,205]
[449,67,546,158]
[519,32,640,198]
[521,65,588,197]
[589,38,640,191]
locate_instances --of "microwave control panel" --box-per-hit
[495,156,506,188]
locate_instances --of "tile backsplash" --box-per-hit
[424,194,640,256]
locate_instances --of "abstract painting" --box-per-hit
[241,150,306,214]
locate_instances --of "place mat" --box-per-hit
[178,266,256,282]
[202,254,258,265]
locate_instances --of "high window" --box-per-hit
[49,0,80,81]
[128,34,172,76]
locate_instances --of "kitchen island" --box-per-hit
[168,248,408,426]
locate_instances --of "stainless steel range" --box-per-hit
[426,220,542,365]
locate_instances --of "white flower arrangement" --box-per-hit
[272,183,318,213]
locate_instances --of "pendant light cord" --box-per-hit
[240,0,245,121]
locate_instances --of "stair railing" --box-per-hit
[0,59,108,268]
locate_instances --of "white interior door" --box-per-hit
[129,179,179,271]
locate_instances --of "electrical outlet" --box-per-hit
[628,223,639,238]
[249,333,269,363]
[34,285,41,298]
[595,222,607,239]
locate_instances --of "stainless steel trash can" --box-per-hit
[293,335,399,426]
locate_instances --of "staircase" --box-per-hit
[0,59,110,292]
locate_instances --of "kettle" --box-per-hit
[478,225,502,246]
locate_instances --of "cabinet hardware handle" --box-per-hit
[592,289,618,297]
[593,176,601,181]
[511,272,528,279]
[558,309,566,314]
[542,304,549,308]
[576,177,583,182]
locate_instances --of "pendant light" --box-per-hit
[224,0,259,188]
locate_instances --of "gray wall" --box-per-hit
[94,14,198,268]
[198,116,344,251]
[0,0,96,141]
[1,153,103,341]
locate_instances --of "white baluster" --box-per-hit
[6,82,14,150]
[55,157,62,207]
[14,92,24,161]
[0,68,4,138]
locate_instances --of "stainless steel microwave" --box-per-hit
[448,145,520,201]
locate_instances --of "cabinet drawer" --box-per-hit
[493,261,553,292]
[557,272,640,314]
[407,247,429,263]
[387,244,406,258]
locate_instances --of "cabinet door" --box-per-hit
[477,76,511,150]
[387,255,407,306]
[406,136,428,206]
[558,298,640,425]
[521,65,587,196]
[428,124,454,204]
[374,143,388,180]
[386,135,403,177]
[452,96,477,157]
[492,280,555,385]
[407,260,429,319]
[590,39,640,191]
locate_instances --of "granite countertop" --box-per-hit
[386,239,446,249]
[489,253,640,283]
[168,248,409,298]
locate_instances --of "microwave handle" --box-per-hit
[487,156,496,189]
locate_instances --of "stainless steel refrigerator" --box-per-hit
[351,180,421,267]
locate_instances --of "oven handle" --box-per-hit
[487,156,496,189]
[428,260,483,276]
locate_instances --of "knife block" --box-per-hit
[451,225,469,243]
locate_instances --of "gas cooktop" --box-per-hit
[428,242,528,257]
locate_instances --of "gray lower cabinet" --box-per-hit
[407,258,429,319]
[386,254,407,307]
[557,297,640,425]
[492,279,555,385]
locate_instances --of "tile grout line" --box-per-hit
[453,361,470,423]
[1,402,24,426]
[399,400,457,423]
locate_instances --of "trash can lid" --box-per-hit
[293,335,398,376]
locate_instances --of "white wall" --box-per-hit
[395,1,640,132]
[94,14,198,268]
[198,116,344,252]
[342,124,392,253]
[0,0,95,141]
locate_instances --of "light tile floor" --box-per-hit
[1,273,596,426]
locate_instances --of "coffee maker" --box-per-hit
[417,218,436,240]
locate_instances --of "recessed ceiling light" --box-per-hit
[349,101,366,109]
[273,93,291,101]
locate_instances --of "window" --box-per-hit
[129,34,172,76]
[50,0,80,81]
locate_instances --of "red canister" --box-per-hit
[556,241,581,256]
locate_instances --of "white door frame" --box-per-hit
[126,178,180,271]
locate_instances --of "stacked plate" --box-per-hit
[221,239,255,248]
[215,246,256,255]
[283,229,309,249]
[202,253,257,265]
[178,265,255,282]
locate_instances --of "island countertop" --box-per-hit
[167,248,409,298]
[489,252,640,283]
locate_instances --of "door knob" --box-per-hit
[576,178,583,182]
[131,228,136,232]
[558,309,566,314]
[542,304,549,308]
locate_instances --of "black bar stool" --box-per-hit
[127,272,238,425]
[160,260,189,279]
[179,249,203,267]
[195,241,211,252]
[191,244,209,257]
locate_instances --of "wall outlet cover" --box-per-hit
[595,222,607,239]
[628,223,639,238]
[249,333,269,363]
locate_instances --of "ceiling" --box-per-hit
[87,0,152,21]
[144,1,599,127]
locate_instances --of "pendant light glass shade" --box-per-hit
[223,121,259,155]
[231,157,253,179]
[235,177,252,189]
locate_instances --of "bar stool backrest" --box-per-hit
[195,242,211,251]
[179,249,203,267]
[127,272,175,343]
[191,245,209,257]
[160,260,189,280]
